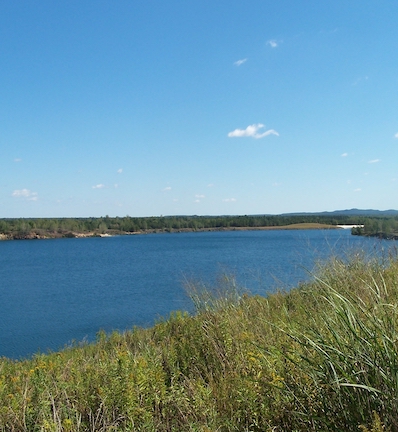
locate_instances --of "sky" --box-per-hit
[1,1,398,218]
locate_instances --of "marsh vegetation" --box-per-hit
[1,249,398,431]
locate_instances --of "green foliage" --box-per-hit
[359,412,387,432]
[0,214,374,240]
[1,252,398,430]
[353,216,398,239]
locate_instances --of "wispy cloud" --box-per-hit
[354,188,362,192]
[195,194,205,199]
[117,168,123,174]
[320,27,339,35]
[368,159,380,164]
[92,184,105,189]
[222,198,237,202]
[163,186,172,191]
[12,189,38,201]
[267,39,280,48]
[228,123,279,139]
[341,153,348,157]
[395,133,398,138]
[352,76,369,86]
[234,58,247,66]
[14,158,22,163]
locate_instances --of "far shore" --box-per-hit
[0,223,346,241]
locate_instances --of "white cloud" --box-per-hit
[368,159,380,164]
[12,189,30,197]
[341,153,348,157]
[163,186,172,191]
[234,58,247,66]
[354,188,362,192]
[14,158,22,162]
[195,194,205,199]
[207,183,214,188]
[117,168,123,174]
[394,133,398,138]
[92,184,105,189]
[228,123,279,139]
[267,39,279,48]
[12,189,38,201]
[222,198,237,202]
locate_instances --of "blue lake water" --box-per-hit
[0,229,392,359]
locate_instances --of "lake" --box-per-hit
[0,229,391,359]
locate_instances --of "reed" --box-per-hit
[1,249,397,431]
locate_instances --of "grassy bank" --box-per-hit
[1,251,398,431]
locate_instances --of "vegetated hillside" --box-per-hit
[1,250,397,431]
[0,213,374,239]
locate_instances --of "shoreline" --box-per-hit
[0,223,343,241]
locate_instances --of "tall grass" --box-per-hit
[1,249,397,431]
[279,252,398,431]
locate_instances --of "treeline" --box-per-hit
[352,216,398,239]
[0,214,371,239]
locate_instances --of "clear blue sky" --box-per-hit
[1,1,397,218]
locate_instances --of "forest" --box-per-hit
[351,216,398,239]
[0,214,374,239]
[0,213,397,240]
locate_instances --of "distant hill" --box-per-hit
[280,209,398,217]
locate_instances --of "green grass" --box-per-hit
[1,250,398,431]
